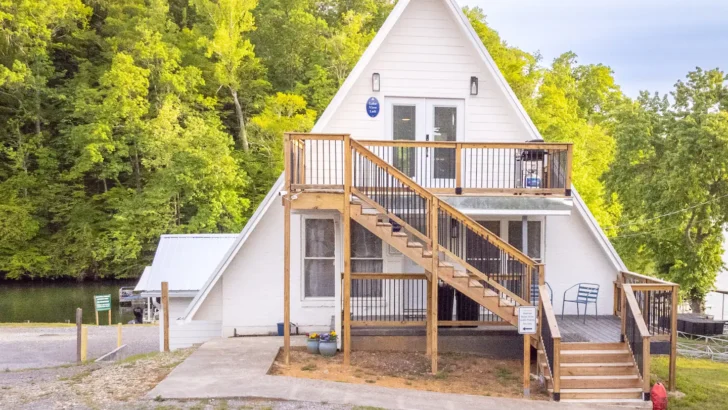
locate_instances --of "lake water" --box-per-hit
[0,280,139,324]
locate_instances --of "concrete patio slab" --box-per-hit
[148,336,611,409]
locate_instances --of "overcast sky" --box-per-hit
[459,0,728,97]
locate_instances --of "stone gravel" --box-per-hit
[0,325,159,370]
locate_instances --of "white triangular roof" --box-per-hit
[183,0,625,320]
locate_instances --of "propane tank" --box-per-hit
[651,382,668,410]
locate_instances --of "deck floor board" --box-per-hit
[556,315,621,343]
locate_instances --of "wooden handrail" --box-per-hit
[623,284,651,338]
[621,270,678,286]
[358,140,573,150]
[539,284,561,339]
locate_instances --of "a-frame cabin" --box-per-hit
[179,0,679,404]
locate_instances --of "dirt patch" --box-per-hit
[270,347,548,400]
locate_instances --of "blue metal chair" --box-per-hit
[530,281,553,305]
[561,283,599,323]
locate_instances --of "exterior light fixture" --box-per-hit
[451,218,459,238]
[470,76,478,95]
[372,73,381,92]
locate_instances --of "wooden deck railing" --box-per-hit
[621,283,652,400]
[616,271,679,392]
[539,283,561,401]
[285,133,573,197]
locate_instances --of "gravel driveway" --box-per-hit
[0,325,158,370]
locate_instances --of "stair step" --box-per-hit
[560,375,641,389]
[483,289,498,298]
[453,271,469,279]
[392,232,408,238]
[561,342,627,351]
[559,399,650,407]
[469,279,483,288]
[438,262,453,268]
[407,241,423,248]
[560,350,632,363]
[560,362,638,376]
[422,250,433,258]
[558,388,643,400]
[376,222,392,227]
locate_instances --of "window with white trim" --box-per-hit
[507,220,542,261]
[303,218,336,298]
[351,221,383,297]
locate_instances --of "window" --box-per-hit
[507,221,542,261]
[432,106,457,179]
[392,105,416,177]
[351,222,383,297]
[303,219,335,298]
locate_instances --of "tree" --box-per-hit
[606,68,728,311]
[193,0,261,152]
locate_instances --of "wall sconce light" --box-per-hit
[451,218,459,238]
[372,73,381,92]
[470,76,478,95]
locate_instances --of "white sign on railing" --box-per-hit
[518,306,537,335]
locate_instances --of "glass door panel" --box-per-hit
[392,105,417,177]
[426,100,464,185]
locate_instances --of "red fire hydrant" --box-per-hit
[651,382,668,410]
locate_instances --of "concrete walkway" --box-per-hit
[149,336,597,410]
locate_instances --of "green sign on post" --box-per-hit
[94,294,112,325]
[95,294,112,311]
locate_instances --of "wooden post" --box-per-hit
[669,286,678,391]
[80,325,88,362]
[162,281,170,352]
[564,144,573,195]
[95,310,99,327]
[426,280,432,356]
[117,323,122,348]
[620,286,627,342]
[343,135,352,366]
[523,334,531,397]
[283,133,292,365]
[552,338,561,401]
[455,143,462,191]
[108,309,112,326]
[430,198,439,374]
[76,308,83,363]
[642,334,651,398]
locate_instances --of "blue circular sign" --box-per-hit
[366,97,380,118]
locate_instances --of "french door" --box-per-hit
[386,98,464,186]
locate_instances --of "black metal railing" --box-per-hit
[625,300,644,377]
[288,135,345,189]
[360,141,571,194]
[352,147,430,240]
[350,277,427,322]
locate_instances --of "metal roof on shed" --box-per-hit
[134,234,238,294]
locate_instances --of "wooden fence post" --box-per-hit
[117,323,122,348]
[523,334,530,397]
[343,134,352,366]
[76,308,83,362]
[669,286,678,391]
[283,133,292,366]
[80,325,88,362]
[162,281,170,352]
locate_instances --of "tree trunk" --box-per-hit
[230,87,249,152]
[690,298,703,314]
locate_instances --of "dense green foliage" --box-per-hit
[606,68,728,309]
[1,1,725,308]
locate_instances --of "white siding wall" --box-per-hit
[322,0,535,143]
[545,213,616,317]
[211,204,336,336]
[159,297,221,351]
[194,279,223,321]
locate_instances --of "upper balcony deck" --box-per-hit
[285,134,573,200]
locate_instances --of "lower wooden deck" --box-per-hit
[557,315,621,343]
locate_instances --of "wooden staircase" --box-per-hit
[350,200,519,326]
[541,342,647,405]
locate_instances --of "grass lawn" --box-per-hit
[652,355,728,410]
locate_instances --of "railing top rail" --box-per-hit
[287,133,349,140]
[622,284,651,338]
[438,200,538,268]
[621,271,679,287]
[539,284,561,339]
[357,139,573,149]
